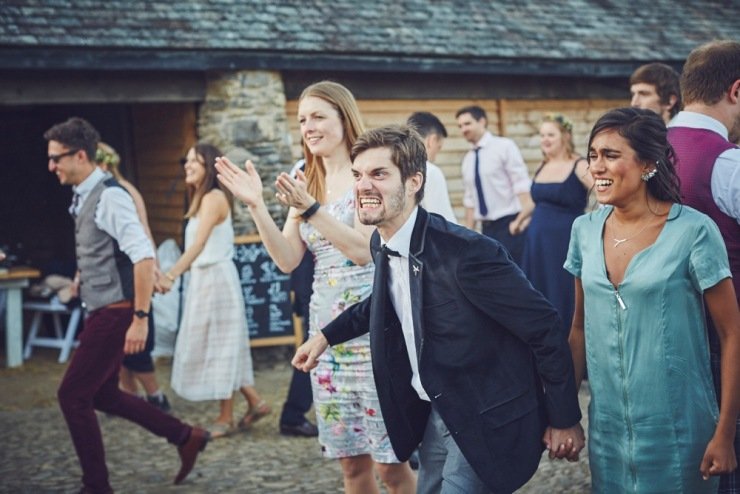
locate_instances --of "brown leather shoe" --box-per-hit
[174,427,209,485]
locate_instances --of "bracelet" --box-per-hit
[300,201,321,220]
[164,272,176,282]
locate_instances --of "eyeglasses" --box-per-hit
[48,149,79,164]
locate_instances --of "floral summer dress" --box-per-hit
[299,190,398,462]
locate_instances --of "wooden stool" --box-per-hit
[23,297,83,363]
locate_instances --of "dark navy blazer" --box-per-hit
[322,207,581,493]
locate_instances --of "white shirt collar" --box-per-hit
[669,111,729,140]
[473,131,495,149]
[72,167,106,197]
[381,207,418,258]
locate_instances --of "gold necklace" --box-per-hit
[609,217,651,248]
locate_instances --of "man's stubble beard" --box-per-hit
[358,184,406,227]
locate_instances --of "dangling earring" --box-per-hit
[641,168,658,182]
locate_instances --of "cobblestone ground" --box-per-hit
[0,347,591,493]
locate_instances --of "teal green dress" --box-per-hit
[564,204,730,493]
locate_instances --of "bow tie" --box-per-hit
[381,244,401,258]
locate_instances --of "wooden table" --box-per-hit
[0,267,41,367]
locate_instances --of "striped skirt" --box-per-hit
[171,260,254,401]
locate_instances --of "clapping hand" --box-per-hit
[275,168,315,213]
[215,157,264,207]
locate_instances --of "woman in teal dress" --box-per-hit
[565,108,739,492]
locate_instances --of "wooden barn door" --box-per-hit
[129,103,197,246]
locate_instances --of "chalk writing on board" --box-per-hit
[233,241,293,339]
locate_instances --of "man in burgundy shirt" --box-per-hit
[667,40,740,493]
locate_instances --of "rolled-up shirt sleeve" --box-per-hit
[711,148,740,223]
[504,141,532,194]
[95,187,155,263]
[461,150,476,209]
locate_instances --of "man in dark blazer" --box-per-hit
[293,125,584,493]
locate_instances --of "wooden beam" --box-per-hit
[0,71,204,105]
[497,99,508,137]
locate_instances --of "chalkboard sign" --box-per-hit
[234,234,302,348]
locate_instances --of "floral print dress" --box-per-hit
[299,190,398,462]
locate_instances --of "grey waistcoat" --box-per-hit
[75,176,134,311]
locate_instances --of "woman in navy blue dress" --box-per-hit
[517,114,593,339]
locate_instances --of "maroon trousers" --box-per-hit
[57,307,190,493]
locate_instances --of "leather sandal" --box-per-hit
[206,421,235,439]
[239,401,272,431]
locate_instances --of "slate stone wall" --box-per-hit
[198,70,294,234]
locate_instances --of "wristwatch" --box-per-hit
[133,309,150,319]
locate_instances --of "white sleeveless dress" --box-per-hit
[171,213,255,400]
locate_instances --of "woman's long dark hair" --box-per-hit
[185,143,233,218]
[587,107,682,203]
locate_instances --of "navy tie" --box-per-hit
[372,244,397,327]
[374,245,400,298]
[374,244,400,294]
[474,147,488,217]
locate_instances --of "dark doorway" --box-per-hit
[0,102,195,276]
[0,104,136,277]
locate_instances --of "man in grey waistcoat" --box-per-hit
[45,117,208,494]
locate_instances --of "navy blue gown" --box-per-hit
[522,159,588,339]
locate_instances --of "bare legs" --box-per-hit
[240,385,266,412]
[119,368,160,395]
[376,462,416,494]
[215,396,236,426]
[340,455,380,494]
[211,385,271,437]
[339,455,416,494]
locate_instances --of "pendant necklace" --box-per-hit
[610,218,651,248]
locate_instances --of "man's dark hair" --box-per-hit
[43,117,100,161]
[455,105,487,123]
[629,63,682,118]
[407,112,448,139]
[351,125,427,204]
[588,107,681,204]
[681,40,740,106]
